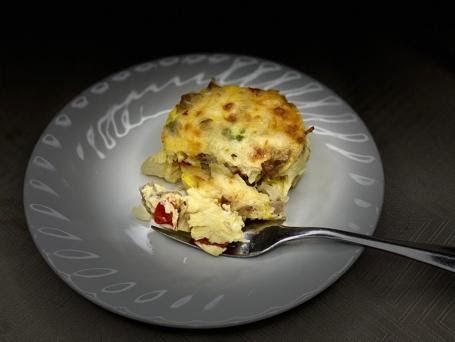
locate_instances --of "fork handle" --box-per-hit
[286,227,455,272]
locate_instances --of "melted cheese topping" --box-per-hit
[161,83,306,183]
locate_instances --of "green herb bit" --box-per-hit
[222,127,245,141]
[165,119,178,133]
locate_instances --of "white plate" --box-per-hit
[24,54,384,328]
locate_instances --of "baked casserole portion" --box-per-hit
[138,81,312,255]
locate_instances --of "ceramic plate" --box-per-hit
[23,54,384,328]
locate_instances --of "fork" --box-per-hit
[152,221,455,272]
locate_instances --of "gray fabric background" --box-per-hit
[1,36,455,340]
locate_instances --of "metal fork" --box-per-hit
[152,221,455,272]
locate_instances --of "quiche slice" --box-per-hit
[138,81,312,256]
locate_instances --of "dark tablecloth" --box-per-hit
[1,30,455,340]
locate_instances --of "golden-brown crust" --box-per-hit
[162,82,307,177]
[224,113,237,122]
[223,102,233,110]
